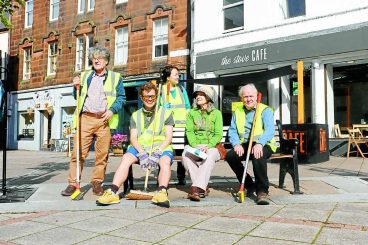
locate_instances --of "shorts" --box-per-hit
[127,146,174,162]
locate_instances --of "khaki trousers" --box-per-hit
[68,113,111,184]
[182,145,220,190]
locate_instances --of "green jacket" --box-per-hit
[185,106,223,148]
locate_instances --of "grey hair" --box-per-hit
[238,83,258,97]
[88,46,110,64]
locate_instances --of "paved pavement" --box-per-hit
[0,150,368,244]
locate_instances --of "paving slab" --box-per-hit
[193,216,261,235]
[161,228,241,245]
[66,216,137,233]
[236,236,307,245]
[0,220,57,241]
[225,205,283,217]
[108,221,185,243]
[328,209,368,227]
[315,227,368,245]
[77,235,150,244]
[147,212,210,227]
[11,227,97,245]
[272,206,331,222]
[249,221,320,243]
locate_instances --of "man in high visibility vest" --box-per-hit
[61,46,126,197]
[160,65,190,185]
[226,83,276,205]
[97,81,174,208]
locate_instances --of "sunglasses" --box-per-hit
[142,95,157,100]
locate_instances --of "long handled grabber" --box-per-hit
[238,92,262,203]
[71,84,83,200]
[126,81,162,200]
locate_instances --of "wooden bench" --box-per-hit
[123,120,301,194]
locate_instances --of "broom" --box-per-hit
[238,92,262,203]
[125,81,162,200]
[71,84,83,200]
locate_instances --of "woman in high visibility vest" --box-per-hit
[160,65,190,185]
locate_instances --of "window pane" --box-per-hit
[115,27,128,65]
[18,111,34,140]
[76,37,84,71]
[287,0,305,18]
[88,0,95,10]
[86,35,94,67]
[224,0,242,6]
[224,4,244,30]
[25,0,34,27]
[153,18,168,58]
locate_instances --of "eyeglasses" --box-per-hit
[142,95,157,100]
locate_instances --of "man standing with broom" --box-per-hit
[61,46,126,198]
[97,81,174,208]
[226,84,277,205]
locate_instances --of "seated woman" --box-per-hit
[182,86,223,201]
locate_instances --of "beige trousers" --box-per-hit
[68,113,111,184]
[181,145,220,190]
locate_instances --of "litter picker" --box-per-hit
[238,92,262,203]
[71,84,83,200]
[125,81,162,200]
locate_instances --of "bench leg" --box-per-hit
[291,149,302,194]
[278,159,288,188]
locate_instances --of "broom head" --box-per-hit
[125,190,155,200]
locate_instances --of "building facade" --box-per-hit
[8,0,190,150]
[191,0,368,136]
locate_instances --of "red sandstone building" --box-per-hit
[7,0,190,150]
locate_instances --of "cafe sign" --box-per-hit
[196,25,368,74]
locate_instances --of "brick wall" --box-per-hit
[10,0,189,90]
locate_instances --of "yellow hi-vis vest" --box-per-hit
[161,83,188,128]
[130,108,173,154]
[234,103,277,152]
[72,70,120,129]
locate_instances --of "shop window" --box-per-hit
[61,107,75,138]
[116,0,128,4]
[223,0,244,31]
[23,48,32,80]
[115,26,128,65]
[50,0,59,21]
[75,34,94,71]
[153,17,168,59]
[47,42,58,75]
[18,111,34,140]
[25,0,34,28]
[286,0,305,18]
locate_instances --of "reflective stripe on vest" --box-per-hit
[72,70,121,129]
[161,84,188,128]
[131,108,173,154]
[234,104,277,152]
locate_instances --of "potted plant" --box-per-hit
[111,133,128,156]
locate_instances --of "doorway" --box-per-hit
[40,110,52,150]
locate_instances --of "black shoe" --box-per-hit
[61,185,76,196]
[176,179,186,185]
[257,192,270,205]
[246,185,255,197]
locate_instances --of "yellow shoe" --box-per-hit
[151,189,170,208]
[96,189,120,206]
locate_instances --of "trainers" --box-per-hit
[188,186,200,201]
[91,181,104,196]
[96,189,120,206]
[61,185,76,196]
[152,189,170,208]
[257,192,270,205]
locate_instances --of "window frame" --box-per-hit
[114,26,129,66]
[87,0,95,12]
[49,0,60,21]
[85,34,94,69]
[17,111,35,140]
[25,0,34,28]
[75,36,84,71]
[152,17,168,59]
[116,0,128,4]
[223,0,244,32]
[47,42,58,75]
[77,0,85,14]
[23,48,32,80]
